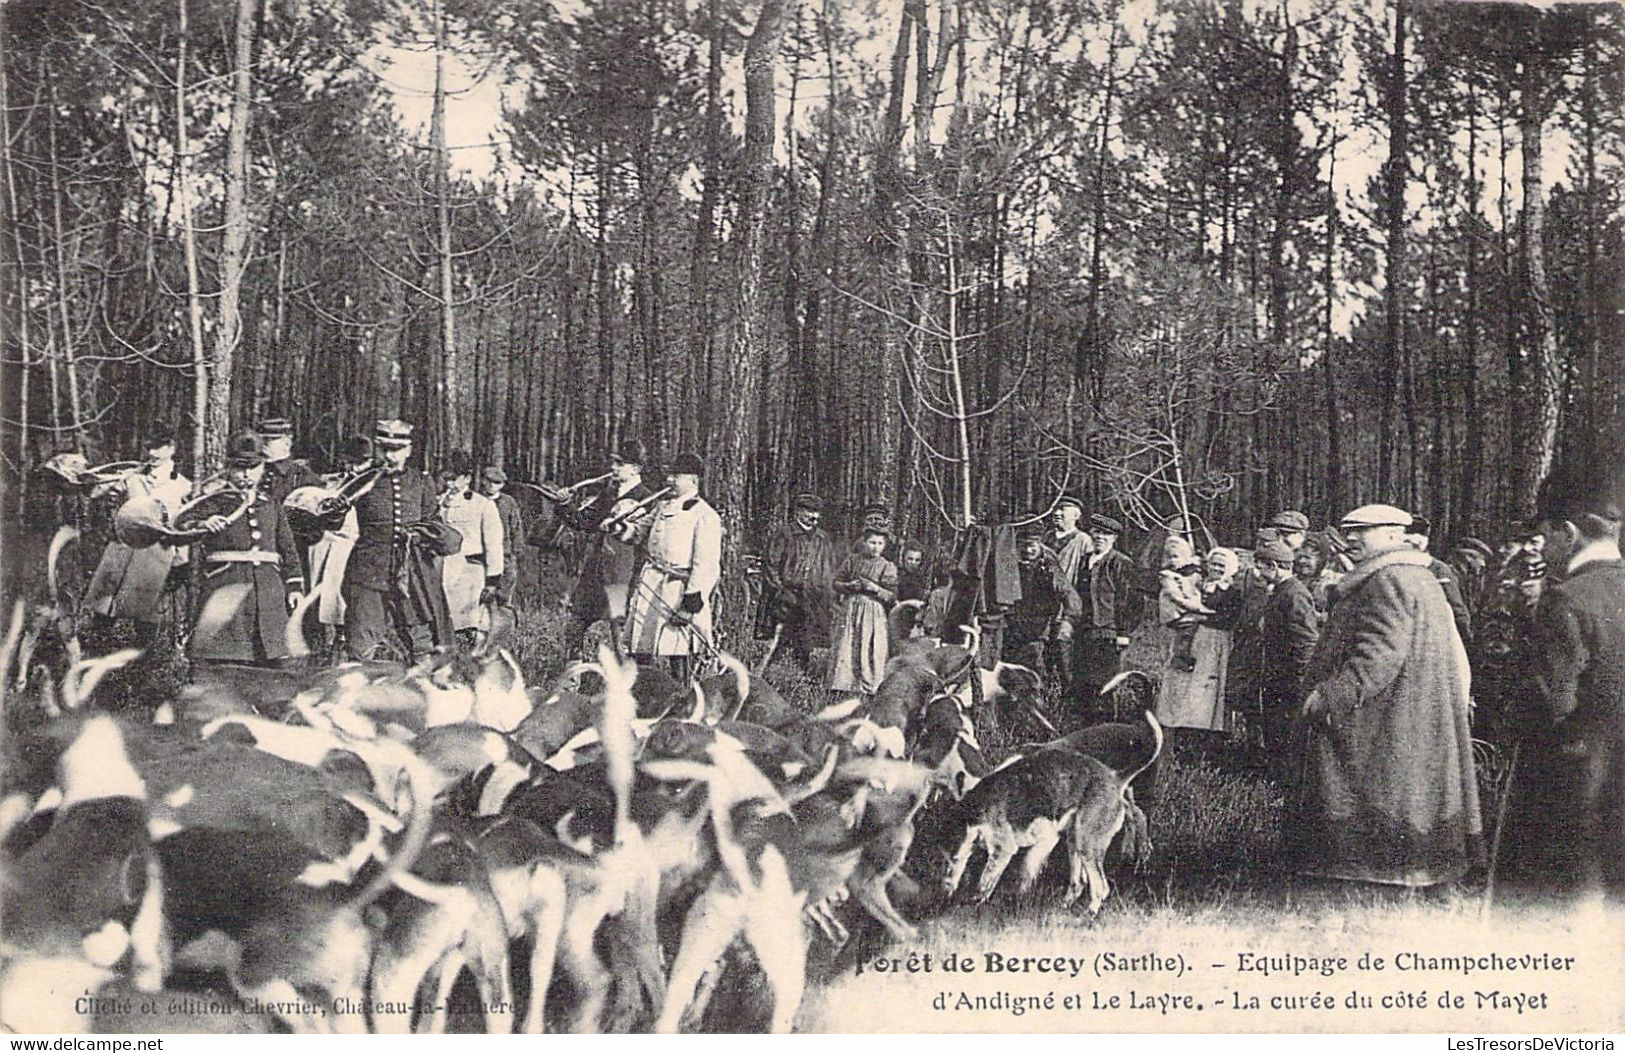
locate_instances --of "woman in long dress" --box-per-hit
[1155,546,1242,732]
[827,527,898,696]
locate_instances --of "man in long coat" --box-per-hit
[343,419,460,660]
[561,439,653,655]
[1289,504,1483,888]
[624,453,722,682]
[1501,464,1625,900]
[756,492,837,673]
[188,433,305,665]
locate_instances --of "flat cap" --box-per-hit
[1089,513,1123,534]
[1056,494,1084,512]
[256,417,294,437]
[1254,535,1296,564]
[1338,503,1412,531]
[1267,510,1310,532]
[793,492,822,512]
[481,464,507,484]
[374,419,414,447]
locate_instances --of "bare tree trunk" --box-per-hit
[176,0,210,473]
[210,0,258,456]
[1518,57,1560,514]
[713,0,791,553]
[432,0,459,453]
[1322,131,1342,515]
[2,40,37,497]
[1460,86,1482,529]
[1377,0,1407,500]
[46,86,85,454]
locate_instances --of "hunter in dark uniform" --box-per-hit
[756,492,838,672]
[343,419,461,660]
[1072,513,1141,711]
[257,417,321,507]
[188,433,306,665]
[560,439,653,654]
[258,416,322,583]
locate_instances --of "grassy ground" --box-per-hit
[11,539,1621,1033]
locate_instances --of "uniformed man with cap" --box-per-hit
[343,419,461,660]
[188,432,305,665]
[624,453,723,682]
[757,492,837,672]
[559,439,654,655]
[1072,512,1140,711]
[1287,502,1482,889]
[257,416,321,507]
[481,464,527,608]
[258,416,322,584]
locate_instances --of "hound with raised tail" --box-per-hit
[939,710,1163,913]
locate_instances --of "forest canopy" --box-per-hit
[2,0,1621,548]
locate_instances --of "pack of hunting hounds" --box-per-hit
[0,532,1161,1035]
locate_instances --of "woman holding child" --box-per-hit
[1154,537,1243,732]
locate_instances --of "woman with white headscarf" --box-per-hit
[1155,544,1243,732]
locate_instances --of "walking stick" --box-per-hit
[755,622,785,674]
[1481,739,1521,918]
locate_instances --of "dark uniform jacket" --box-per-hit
[188,489,304,662]
[262,457,321,508]
[1258,575,1320,708]
[567,479,651,622]
[346,466,458,639]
